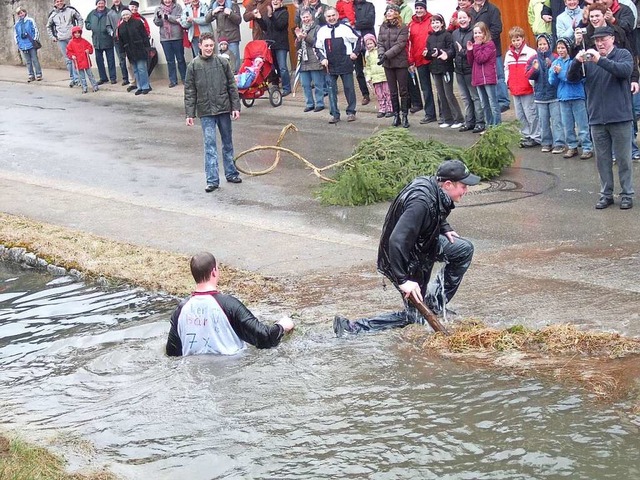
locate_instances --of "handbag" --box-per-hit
[26,32,41,50]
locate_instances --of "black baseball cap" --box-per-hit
[436,159,481,186]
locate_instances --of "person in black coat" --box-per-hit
[333,160,479,336]
[353,0,376,104]
[117,8,152,94]
[255,0,291,94]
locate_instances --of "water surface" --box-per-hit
[1,262,638,479]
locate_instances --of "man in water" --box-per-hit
[166,252,295,356]
[334,159,479,335]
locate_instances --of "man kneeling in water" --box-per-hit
[334,159,479,336]
[166,252,295,356]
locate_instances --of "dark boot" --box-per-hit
[391,95,401,127]
[400,98,410,128]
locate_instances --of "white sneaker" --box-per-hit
[439,123,451,128]
[450,122,464,129]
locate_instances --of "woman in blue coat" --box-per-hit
[14,6,42,82]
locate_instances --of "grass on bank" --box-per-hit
[0,436,115,480]
[0,213,283,301]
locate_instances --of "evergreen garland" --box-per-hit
[318,123,520,206]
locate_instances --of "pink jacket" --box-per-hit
[467,40,497,87]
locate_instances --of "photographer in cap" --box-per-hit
[568,25,635,210]
[334,159,479,336]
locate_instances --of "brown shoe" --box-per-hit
[563,148,578,158]
[580,151,593,160]
[347,114,356,122]
[361,95,370,106]
[551,146,566,154]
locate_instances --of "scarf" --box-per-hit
[161,3,173,39]
[300,21,314,62]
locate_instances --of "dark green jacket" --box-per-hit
[85,8,116,49]
[184,54,240,118]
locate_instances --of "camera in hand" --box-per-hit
[576,27,587,35]
[585,53,594,60]
[21,32,29,38]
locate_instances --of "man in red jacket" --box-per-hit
[407,1,437,123]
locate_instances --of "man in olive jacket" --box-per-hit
[185,32,242,193]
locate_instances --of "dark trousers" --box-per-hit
[115,41,128,82]
[384,66,409,113]
[351,235,474,333]
[408,63,436,119]
[354,52,369,97]
[95,47,116,82]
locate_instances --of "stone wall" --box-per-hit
[1,0,67,68]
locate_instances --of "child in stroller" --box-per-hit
[235,56,264,89]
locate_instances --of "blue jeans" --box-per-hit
[57,39,78,82]
[456,72,484,128]
[591,121,634,198]
[132,58,150,91]
[78,68,97,91]
[328,72,356,118]
[228,41,240,73]
[495,55,510,108]
[160,39,187,85]
[300,69,325,109]
[20,48,42,79]
[274,49,291,93]
[115,42,128,82]
[536,100,564,147]
[349,236,474,332]
[477,83,501,126]
[95,47,116,82]
[632,92,640,157]
[559,99,592,151]
[200,114,239,186]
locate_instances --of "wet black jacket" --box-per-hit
[378,176,454,287]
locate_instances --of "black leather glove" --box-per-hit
[377,53,386,66]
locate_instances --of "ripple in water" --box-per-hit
[1,262,639,480]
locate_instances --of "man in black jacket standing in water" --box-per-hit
[334,159,479,336]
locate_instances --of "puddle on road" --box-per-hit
[1,262,639,480]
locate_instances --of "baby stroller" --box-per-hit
[237,40,282,108]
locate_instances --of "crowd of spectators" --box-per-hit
[14,0,640,207]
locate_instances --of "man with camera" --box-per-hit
[568,25,635,210]
[208,0,242,72]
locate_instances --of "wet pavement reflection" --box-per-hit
[1,262,639,480]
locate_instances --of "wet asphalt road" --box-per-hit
[1,68,639,336]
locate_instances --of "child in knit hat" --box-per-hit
[363,33,393,118]
[217,37,237,73]
[66,26,99,94]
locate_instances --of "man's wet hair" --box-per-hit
[190,252,217,283]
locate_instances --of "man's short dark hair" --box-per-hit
[200,32,215,43]
[190,252,217,283]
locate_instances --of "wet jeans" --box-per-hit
[591,121,634,198]
[350,235,474,333]
[200,114,239,186]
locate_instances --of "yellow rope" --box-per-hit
[233,123,359,182]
